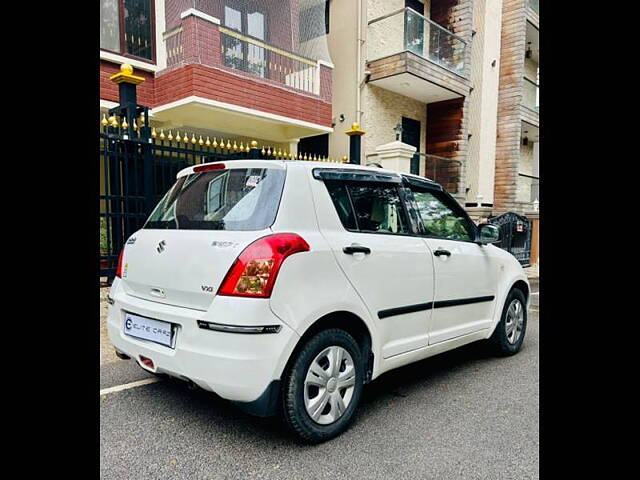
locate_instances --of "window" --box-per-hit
[410,189,474,241]
[145,168,286,231]
[299,0,330,42]
[324,181,410,235]
[100,0,154,61]
[223,2,267,77]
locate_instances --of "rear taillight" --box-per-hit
[218,233,310,298]
[115,249,124,278]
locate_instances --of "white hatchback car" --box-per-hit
[107,159,529,442]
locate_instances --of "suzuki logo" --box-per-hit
[157,240,166,253]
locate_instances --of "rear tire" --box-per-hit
[282,328,364,443]
[488,288,528,356]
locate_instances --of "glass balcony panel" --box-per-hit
[369,8,467,76]
[522,77,539,112]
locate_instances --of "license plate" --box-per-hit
[123,312,175,348]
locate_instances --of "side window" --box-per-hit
[323,180,357,230]
[324,180,410,235]
[206,172,229,215]
[411,189,474,241]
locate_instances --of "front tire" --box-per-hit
[488,288,528,356]
[282,328,364,443]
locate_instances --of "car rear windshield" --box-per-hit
[144,167,285,231]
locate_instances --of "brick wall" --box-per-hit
[155,64,332,125]
[494,0,527,213]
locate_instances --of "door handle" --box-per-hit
[433,249,451,257]
[343,244,371,255]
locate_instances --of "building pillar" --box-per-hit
[375,140,416,174]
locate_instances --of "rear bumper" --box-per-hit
[106,279,299,406]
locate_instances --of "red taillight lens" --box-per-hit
[218,233,310,298]
[193,163,225,173]
[115,249,124,278]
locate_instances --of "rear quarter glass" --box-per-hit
[144,168,286,231]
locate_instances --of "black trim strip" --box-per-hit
[433,295,495,309]
[378,296,495,319]
[378,302,433,319]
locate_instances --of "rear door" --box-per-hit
[312,170,435,358]
[120,163,286,311]
[404,177,499,344]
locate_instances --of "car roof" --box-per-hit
[177,159,438,185]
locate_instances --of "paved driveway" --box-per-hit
[100,285,539,479]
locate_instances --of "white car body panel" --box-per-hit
[107,160,529,407]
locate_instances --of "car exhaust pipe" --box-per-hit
[115,350,130,360]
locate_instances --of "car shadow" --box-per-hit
[361,341,496,406]
[143,339,502,445]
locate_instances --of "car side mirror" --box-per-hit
[477,224,500,244]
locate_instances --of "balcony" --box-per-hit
[165,26,323,97]
[151,7,333,142]
[366,7,470,104]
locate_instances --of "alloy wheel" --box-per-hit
[505,298,525,344]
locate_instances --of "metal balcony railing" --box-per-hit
[163,26,320,96]
[219,28,319,95]
[368,7,467,76]
[522,77,539,112]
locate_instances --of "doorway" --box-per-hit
[402,116,421,175]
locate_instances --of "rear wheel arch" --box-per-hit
[284,311,375,384]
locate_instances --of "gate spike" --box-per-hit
[159,129,165,140]
[298,153,302,160]
[226,139,231,149]
[121,118,129,129]
[175,131,181,142]
[233,141,238,151]
[151,127,157,138]
[101,114,108,127]
[212,137,218,148]
[167,130,173,141]
[278,148,282,157]
[304,153,308,160]
[245,143,250,153]
[132,120,138,131]
[261,147,266,155]
[191,134,197,144]
[239,141,244,151]
[198,135,204,145]
[205,136,211,147]
[267,147,272,156]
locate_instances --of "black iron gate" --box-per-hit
[488,212,532,267]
